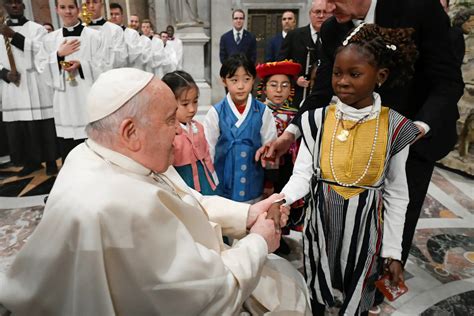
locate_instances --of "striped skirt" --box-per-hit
[303,179,384,315]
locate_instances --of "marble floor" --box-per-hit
[0,160,473,315]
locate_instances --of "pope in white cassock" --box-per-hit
[0,68,310,315]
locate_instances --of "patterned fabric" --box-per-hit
[320,105,389,199]
[213,98,266,202]
[265,100,300,163]
[173,120,217,193]
[299,106,418,315]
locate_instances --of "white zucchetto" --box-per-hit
[87,68,154,123]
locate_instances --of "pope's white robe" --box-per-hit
[0,21,53,121]
[40,26,103,139]
[0,140,310,315]
[89,21,128,70]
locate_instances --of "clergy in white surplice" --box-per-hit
[166,24,184,69]
[109,2,150,70]
[40,0,103,161]
[0,0,58,175]
[140,19,176,78]
[85,0,127,70]
[0,67,310,315]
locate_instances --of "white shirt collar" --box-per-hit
[309,23,317,36]
[233,28,244,37]
[335,92,381,121]
[352,0,377,25]
[64,21,81,32]
[10,18,18,23]
[282,30,288,38]
[92,16,105,23]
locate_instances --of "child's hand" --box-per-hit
[386,259,404,285]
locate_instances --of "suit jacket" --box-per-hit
[0,140,310,315]
[299,0,464,161]
[278,25,322,107]
[450,26,465,68]
[265,32,284,62]
[219,29,257,64]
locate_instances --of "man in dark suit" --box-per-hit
[219,9,257,64]
[265,10,296,62]
[277,0,334,107]
[265,0,464,269]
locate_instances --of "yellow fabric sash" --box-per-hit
[320,105,389,199]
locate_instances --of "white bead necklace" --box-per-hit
[329,109,380,187]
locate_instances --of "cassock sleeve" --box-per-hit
[98,23,128,70]
[124,28,142,64]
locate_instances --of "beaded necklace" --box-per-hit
[329,109,380,187]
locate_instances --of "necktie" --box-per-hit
[236,32,241,45]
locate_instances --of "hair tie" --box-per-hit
[386,44,397,51]
[342,22,366,46]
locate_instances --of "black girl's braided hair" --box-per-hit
[337,23,419,88]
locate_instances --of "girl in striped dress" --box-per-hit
[274,24,420,315]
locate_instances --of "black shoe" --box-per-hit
[17,164,42,177]
[46,161,58,175]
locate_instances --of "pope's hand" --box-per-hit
[250,212,281,253]
[247,193,284,229]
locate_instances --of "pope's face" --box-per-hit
[137,82,180,173]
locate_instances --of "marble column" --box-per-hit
[178,27,212,109]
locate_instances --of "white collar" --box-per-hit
[282,30,288,38]
[86,139,152,176]
[226,93,252,128]
[233,28,244,36]
[10,18,18,23]
[309,23,318,35]
[92,16,105,23]
[64,21,81,32]
[335,92,381,121]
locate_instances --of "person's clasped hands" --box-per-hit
[247,193,290,253]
